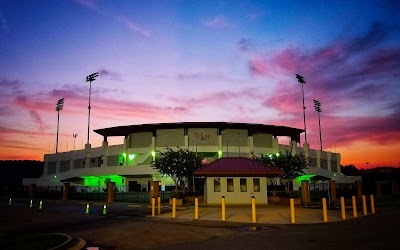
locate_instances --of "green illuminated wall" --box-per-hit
[81,175,124,186]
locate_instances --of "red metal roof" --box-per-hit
[194,157,283,176]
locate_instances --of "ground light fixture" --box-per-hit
[295,74,307,144]
[55,98,64,153]
[86,72,99,144]
[313,99,322,151]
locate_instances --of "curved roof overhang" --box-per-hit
[94,122,304,142]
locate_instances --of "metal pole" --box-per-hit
[56,110,60,153]
[318,110,322,151]
[87,80,92,144]
[301,82,307,144]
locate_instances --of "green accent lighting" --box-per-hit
[296,174,316,184]
[151,151,156,157]
[81,175,124,187]
[128,154,136,160]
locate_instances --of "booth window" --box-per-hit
[240,178,247,192]
[227,178,234,192]
[214,178,221,192]
[253,178,260,192]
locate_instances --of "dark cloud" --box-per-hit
[98,68,122,81]
[238,38,254,52]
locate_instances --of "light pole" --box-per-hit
[313,99,322,151]
[86,72,99,144]
[55,98,65,153]
[295,74,307,144]
[73,133,78,150]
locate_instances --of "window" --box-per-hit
[240,178,247,192]
[227,178,234,192]
[214,178,221,192]
[253,178,260,192]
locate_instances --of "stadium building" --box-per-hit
[24,122,359,196]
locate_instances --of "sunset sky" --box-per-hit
[0,0,399,168]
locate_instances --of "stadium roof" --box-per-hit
[94,122,303,142]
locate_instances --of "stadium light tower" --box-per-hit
[55,98,65,153]
[295,74,307,144]
[313,99,322,151]
[86,72,99,144]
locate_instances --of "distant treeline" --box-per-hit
[0,160,43,186]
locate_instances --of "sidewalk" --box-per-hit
[154,203,369,224]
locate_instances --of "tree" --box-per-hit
[152,147,204,193]
[255,150,308,193]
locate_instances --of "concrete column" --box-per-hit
[29,184,36,200]
[336,154,341,174]
[327,152,332,171]
[62,183,70,201]
[70,151,75,170]
[56,155,60,174]
[356,181,362,198]
[218,135,222,156]
[316,150,321,168]
[329,181,337,201]
[101,140,108,167]
[290,141,296,156]
[303,143,310,168]
[184,135,189,149]
[248,136,254,158]
[44,155,49,175]
[374,181,381,195]
[123,136,129,166]
[107,182,116,203]
[85,143,91,168]
[272,137,279,154]
[150,181,160,203]
[301,180,311,203]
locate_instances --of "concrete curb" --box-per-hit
[47,233,87,250]
[48,233,72,250]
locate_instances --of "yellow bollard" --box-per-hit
[322,198,328,222]
[362,195,367,215]
[352,196,357,218]
[340,197,346,220]
[103,204,107,215]
[221,196,226,221]
[195,197,199,219]
[172,197,176,218]
[152,197,155,217]
[85,204,89,214]
[158,196,161,215]
[251,195,256,223]
[39,201,43,210]
[8,198,12,206]
[290,198,295,224]
[30,200,33,208]
[370,194,375,214]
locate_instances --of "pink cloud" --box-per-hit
[116,16,151,37]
